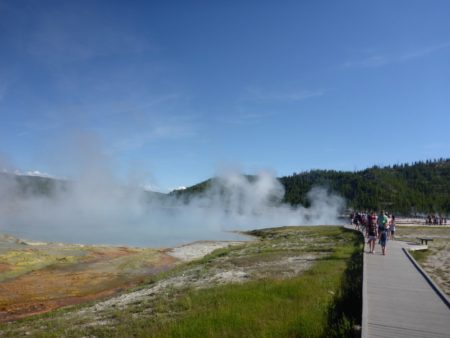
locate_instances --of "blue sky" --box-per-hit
[1,1,449,192]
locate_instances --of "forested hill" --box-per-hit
[0,172,166,201]
[2,159,449,214]
[174,159,450,215]
[281,159,450,214]
[0,173,68,197]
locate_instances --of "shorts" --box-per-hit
[368,235,376,241]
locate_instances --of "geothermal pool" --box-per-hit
[0,220,250,248]
[0,173,343,247]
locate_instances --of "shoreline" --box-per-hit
[0,230,253,250]
[0,231,253,263]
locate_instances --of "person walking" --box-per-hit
[367,211,378,254]
[360,212,367,234]
[389,214,396,240]
[378,210,389,255]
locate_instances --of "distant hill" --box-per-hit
[0,172,68,197]
[0,172,166,201]
[3,159,449,215]
[168,174,258,203]
[173,159,450,215]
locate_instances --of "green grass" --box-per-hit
[162,261,342,337]
[85,231,361,337]
[410,249,430,263]
[0,227,363,337]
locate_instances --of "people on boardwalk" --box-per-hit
[425,214,448,225]
[367,211,378,254]
[354,212,362,231]
[360,212,367,233]
[389,214,396,240]
[377,210,389,255]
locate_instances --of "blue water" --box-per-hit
[0,222,251,248]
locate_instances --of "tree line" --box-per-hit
[2,158,449,215]
[280,158,450,215]
[174,159,450,215]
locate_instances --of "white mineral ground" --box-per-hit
[167,240,247,261]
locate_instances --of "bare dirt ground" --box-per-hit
[395,226,450,296]
[0,234,178,322]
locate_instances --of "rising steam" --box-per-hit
[0,151,344,247]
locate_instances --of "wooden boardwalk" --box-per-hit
[361,236,450,338]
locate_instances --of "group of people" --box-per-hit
[426,214,447,225]
[350,210,396,255]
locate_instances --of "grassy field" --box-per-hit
[396,226,450,296]
[0,226,363,337]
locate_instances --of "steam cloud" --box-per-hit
[0,154,345,247]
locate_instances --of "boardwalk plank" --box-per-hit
[362,236,450,338]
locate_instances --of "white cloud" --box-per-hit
[12,169,55,178]
[25,170,53,178]
[399,42,450,61]
[344,42,450,69]
[141,183,164,192]
[215,111,273,126]
[216,87,324,126]
[245,86,324,102]
[26,5,152,66]
[343,55,389,68]
[112,121,198,153]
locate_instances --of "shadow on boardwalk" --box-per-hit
[360,231,450,338]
